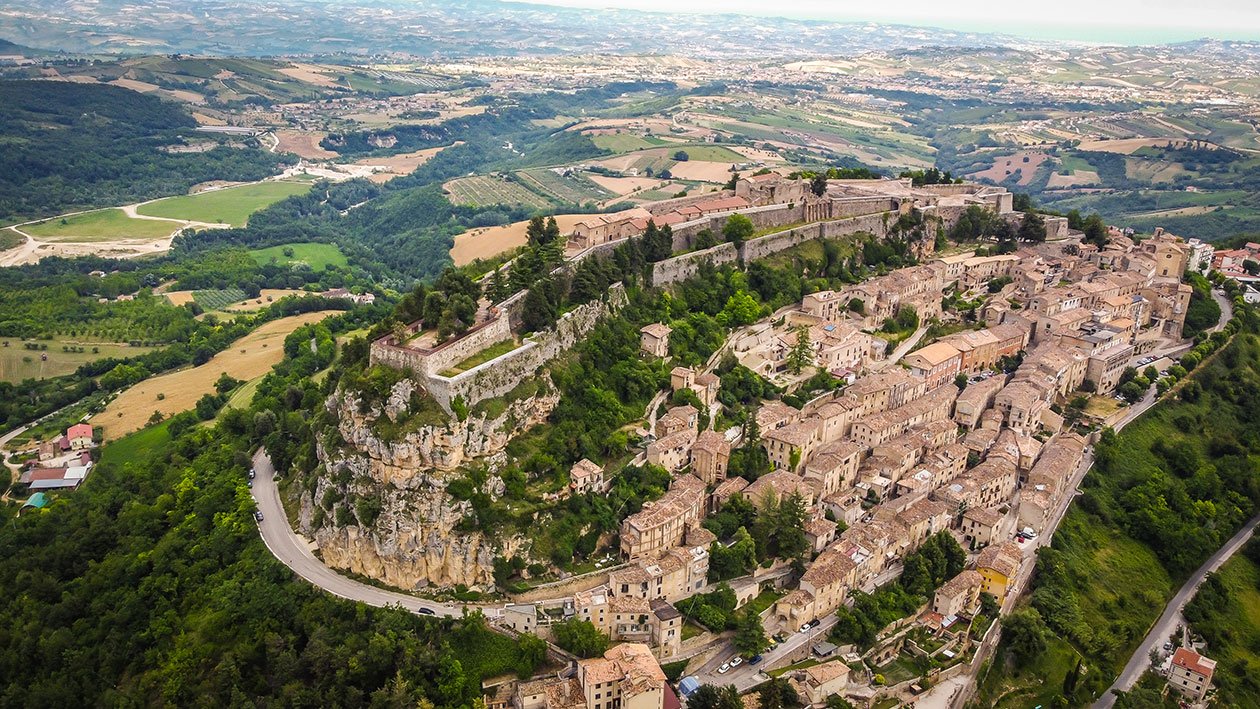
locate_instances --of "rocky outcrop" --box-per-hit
[304,376,556,590]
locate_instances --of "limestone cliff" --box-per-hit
[303,376,555,590]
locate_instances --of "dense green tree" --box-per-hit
[521,284,557,333]
[552,619,610,658]
[786,324,812,374]
[733,611,769,657]
[687,684,743,709]
[1002,608,1049,667]
[1018,211,1047,243]
[723,214,755,247]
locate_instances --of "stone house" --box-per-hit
[931,569,983,617]
[639,324,671,358]
[689,431,731,485]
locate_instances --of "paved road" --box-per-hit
[1095,512,1260,708]
[251,449,460,617]
[692,614,841,692]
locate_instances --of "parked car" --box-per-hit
[254,511,263,522]
[718,663,731,674]
[809,619,821,629]
[748,655,763,666]
[729,657,742,667]
[799,623,811,633]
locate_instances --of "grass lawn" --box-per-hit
[98,421,171,470]
[875,655,921,685]
[250,242,348,270]
[439,339,520,376]
[591,134,668,152]
[973,633,1081,708]
[0,338,154,383]
[768,658,820,678]
[1058,153,1098,174]
[681,622,706,641]
[136,181,311,227]
[22,209,180,242]
[674,145,748,162]
[744,589,783,617]
[0,229,23,251]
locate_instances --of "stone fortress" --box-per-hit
[369,173,1038,414]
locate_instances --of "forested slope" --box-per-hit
[0,80,293,220]
[0,315,545,706]
[977,302,1260,706]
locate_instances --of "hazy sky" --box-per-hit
[511,0,1260,43]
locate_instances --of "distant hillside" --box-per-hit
[0,38,48,55]
[0,80,293,221]
[0,0,1023,58]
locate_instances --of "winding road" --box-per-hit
[251,449,464,617]
[1095,512,1260,708]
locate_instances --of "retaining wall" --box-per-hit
[422,285,627,412]
[650,211,896,286]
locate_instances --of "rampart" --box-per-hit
[650,211,895,286]
[372,284,630,413]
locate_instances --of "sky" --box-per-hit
[509,0,1260,44]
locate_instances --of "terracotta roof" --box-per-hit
[801,543,858,587]
[976,542,1022,578]
[936,569,983,598]
[641,323,672,338]
[691,430,729,455]
[963,506,1003,527]
[1171,648,1216,679]
[763,419,820,448]
[802,661,850,686]
[905,341,962,367]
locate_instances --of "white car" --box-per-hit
[717,663,731,674]
[730,657,743,667]
[799,623,811,633]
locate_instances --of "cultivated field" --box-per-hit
[451,214,588,266]
[135,181,312,227]
[444,175,553,209]
[590,134,669,152]
[355,144,456,183]
[666,160,738,183]
[587,175,670,196]
[274,130,338,159]
[21,209,183,242]
[91,310,339,440]
[1046,170,1100,188]
[165,287,314,313]
[0,338,153,383]
[970,150,1052,186]
[1076,137,1188,154]
[516,169,613,205]
[250,242,349,270]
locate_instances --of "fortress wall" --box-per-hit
[642,189,737,216]
[670,203,805,250]
[651,211,896,286]
[423,285,627,412]
[651,243,741,286]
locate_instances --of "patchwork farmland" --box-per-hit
[444,175,553,208]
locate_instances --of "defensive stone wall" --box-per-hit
[370,314,512,379]
[651,211,895,285]
[642,189,736,216]
[743,211,892,261]
[650,242,740,285]
[670,203,804,251]
[422,285,627,413]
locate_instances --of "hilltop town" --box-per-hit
[3,5,1260,708]
[303,169,1227,709]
